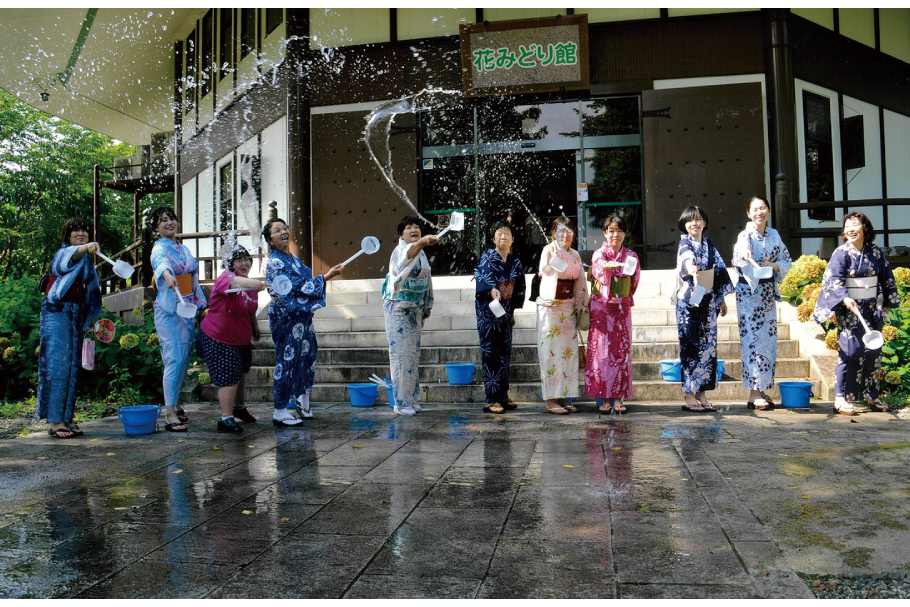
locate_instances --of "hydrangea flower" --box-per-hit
[119,334,140,350]
[825,329,839,351]
[198,372,211,385]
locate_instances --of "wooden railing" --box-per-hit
[788,198,910,251]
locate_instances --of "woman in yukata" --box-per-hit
[263,218,344,426]
[585,214,641,414]
[382,216,437,416]
[149,207,207,432]
[195,245,266,433]
[474,220,526,414]
[732,196,792,411]
[675,205,734,412]
[37,218,102,438]
[537,216,587,415]
[812,212,899,415]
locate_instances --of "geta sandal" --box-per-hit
[501,400,518,410]
[49,427,76,438]
[544,407,569,415]
[175,407,189,423]
[483,404,505,414]
[164,421,188,432]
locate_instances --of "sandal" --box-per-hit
[501,400,518,410]
[175,407,189,423]
[613,400,627,413]
[483,404,505,414]
[747,398,774,411]
[66,424,84,436]
[164,421,188,432]
[833,398,856,416]
[49,427,76,439]
[867,399,889,413]
[562,404,579,413]
[760,392,776,406]
[544,406,569,415]
[598,401,613,413]
[681,404,705,412]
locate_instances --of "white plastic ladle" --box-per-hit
[436,212,465,238]
[489,297,506,318]
[747,257,774,280]
[97,251,135,279]
[173,288,197,318]
[855,312,884,350]
[622,255,638,276]
[340,236,381,267]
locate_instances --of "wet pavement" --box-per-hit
[1,400,908,598]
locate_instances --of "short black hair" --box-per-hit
[549,215,575,236]
[678,206,709,233]
[149,206,178,231]
[397,215,422,237]
[602,213,627,233]
[842,212,875,244]
[61,218,92,243]
[228,245,253,271]
[748,195,770,211]
[261,217,288,251]
[490,220,514,237]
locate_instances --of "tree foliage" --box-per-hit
[0,89,136,278]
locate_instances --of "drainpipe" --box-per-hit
[766,8,801,257]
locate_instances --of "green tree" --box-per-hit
[0,88,136,278]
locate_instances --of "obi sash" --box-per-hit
[555,279,574,300]
[497,281,514,301]
[45,275,87,304]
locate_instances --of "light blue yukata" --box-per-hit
[675,234,735,394]
[732,223,792,392]
[265,248,326,411]
[151,237,206,409]
[37,244,102,424]
[382,239,434,410]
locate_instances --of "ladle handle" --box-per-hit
[437,226,452,238]
[747,257,761,269]
[97,252,117,266]
[173,286,186,303]
[855,310,872,334]
[341,250,365,267]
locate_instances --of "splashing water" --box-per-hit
[363,88,463,229]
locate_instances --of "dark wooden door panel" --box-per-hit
[642,82,766,269]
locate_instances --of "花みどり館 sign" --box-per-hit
[460,14,589,97]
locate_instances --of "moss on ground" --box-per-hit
[840,547,874,568]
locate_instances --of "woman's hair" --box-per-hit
[748,195,770,211]
[490,220,513,238]
[148,206,178,232]
[842,211,875,244]
[397,215,422,237]
[549,215,575,236]
[261,217,288,251]
[61,218,92,243]
[228,245,253,271]
[602,214,627,233]
[677,205,709,233]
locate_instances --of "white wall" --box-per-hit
[198,167,215,261]
[261,115,288,226]
[884,110,910,246]
[181,178,198,258]
[842,95,883,245]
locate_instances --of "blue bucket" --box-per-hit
[717,360,725,381]
[385,377,396,409]
[446,363,475,385]
[660,359,681,382]
[117,405,161,436]
[348,383,378,407]
[778,381,814,408]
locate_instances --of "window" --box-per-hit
[265,8,283,37]
[240,8,256,60]
[219,8,233,81]
[201,10,213,98]
[219,162,234,233]
[804,92,835,221]
[184,29,196,115]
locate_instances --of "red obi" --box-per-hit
[497,281,514,301]
[555,279,575,300]
[45,275,87,304]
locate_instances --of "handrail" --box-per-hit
[788,197,910,211]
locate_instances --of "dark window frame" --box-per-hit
[200,10,213,98]
[218,8,234,82]
[803,91,836,221]
[265,8,283,37]
[240,8,256,60]
[184,28,196,115]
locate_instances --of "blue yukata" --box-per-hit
[151,237,206,409]
[813,243,899,402]
[474,249,526,405]
[265,249,326,410]
[732,223,792,392]
[37,244,102,424]
[675,235,735,394]
[382,239,434,410]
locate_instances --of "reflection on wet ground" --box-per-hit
[1,402,907,598]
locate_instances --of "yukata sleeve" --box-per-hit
[389,244,419,295]
[812,249,849,324]
[150,243,173,282]
[424,257,434,311]
[49,245,82,276]
[474,252,496,302]
[732,230,751,268]
[512,260,526,309]
[272,261,327,314]
[629,252,642,300]
[712,243,735,298]
[539,242,559,277]
[677,239,696,282]
[878,254,900,308]
[774,235,793,282]
[591,248,611,292]
[572,252,588,312]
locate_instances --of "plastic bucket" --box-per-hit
[660,359,681,382]
[778,381,814,409]
[348,383,378,407]
[717,360,725,381]
[117,405,161,436]
[385,377,396,409]
[446,363,475,385]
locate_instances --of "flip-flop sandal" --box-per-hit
[165,422,188,432]
[613,402,627,413]
[747,398,774,411]
[563,405,579,413]
[483,405,505,414]
[50,427,76,438]
[867,400,889,413]
[501,401,518,410]
[598,403,613,413]
[544,407,569,415]
[175,408,189,423]
[66,424,85,436]
[681,404,705,412]
[701,403,717,412]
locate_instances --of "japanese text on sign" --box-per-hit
[472,42,579,73]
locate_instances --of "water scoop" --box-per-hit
[97,251,135,279]
[621,255,638,276]
[436,212,465,238]
[548,253,568,273]
[340,236,381,266]
[747,257,774,280]
[690,283,707,305]
[855,312,884,350]
[173,288,197,318]
[489,297,506,318]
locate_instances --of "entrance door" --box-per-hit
[642,83,767,268]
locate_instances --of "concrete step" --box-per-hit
[235,357,809,385]
[201,376,821,405]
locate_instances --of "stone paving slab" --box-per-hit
[0,400,908,598]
